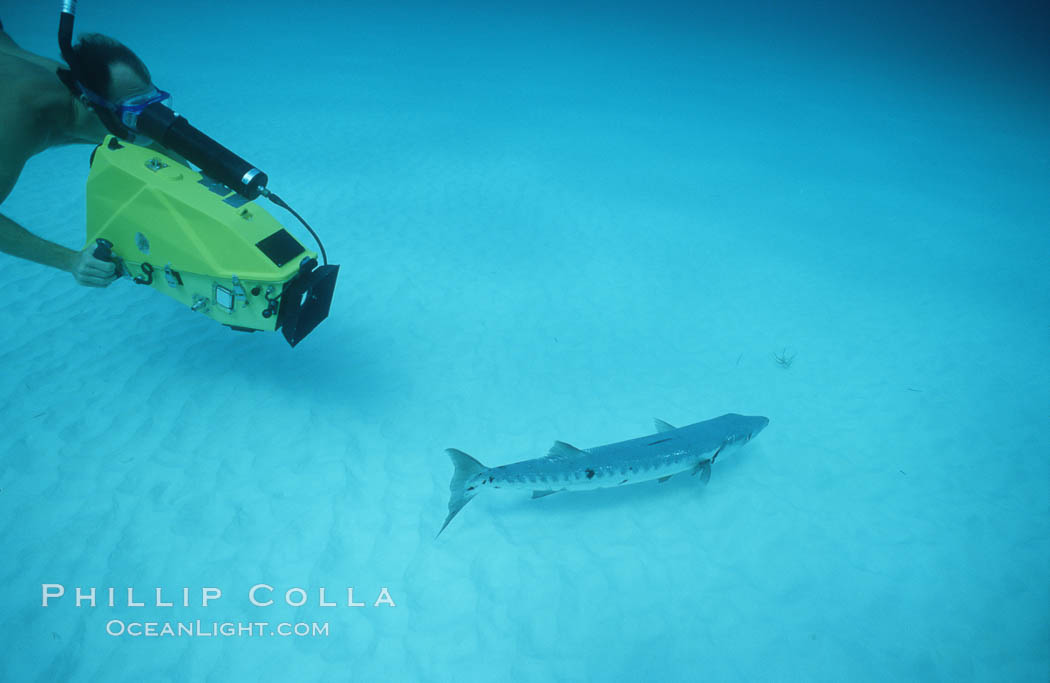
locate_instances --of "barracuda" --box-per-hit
[437,413,770,537]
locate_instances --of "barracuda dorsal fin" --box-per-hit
[654,419,676,433]
[546,441,586,460]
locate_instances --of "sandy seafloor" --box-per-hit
[1,1,1048,681]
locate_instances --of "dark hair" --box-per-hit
[56,33,151,99]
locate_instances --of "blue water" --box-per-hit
[1,1,1048,681]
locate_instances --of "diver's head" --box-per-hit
[56,33,165,143]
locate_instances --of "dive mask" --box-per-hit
[79,83,173,146]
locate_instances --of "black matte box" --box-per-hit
[277,264,340,347]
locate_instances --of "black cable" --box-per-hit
[263,192,329,266]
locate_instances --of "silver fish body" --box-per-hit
[438,413,769,536]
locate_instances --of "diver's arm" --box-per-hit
[0,213,118,287]
[1,165,116,286]
[0,159,71,270]
[0,211,77,272]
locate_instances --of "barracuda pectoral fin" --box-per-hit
[531,489,561,499]
[691,459,712,484]
[658,475,673,483]
[654,419,676,433]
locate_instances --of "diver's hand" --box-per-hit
[70,246,118,287]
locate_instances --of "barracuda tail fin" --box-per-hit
[437,449,488,538]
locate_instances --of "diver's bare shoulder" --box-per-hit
[0,46,77,179]
[0,57,34,203]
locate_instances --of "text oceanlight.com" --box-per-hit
[105,620,330,638]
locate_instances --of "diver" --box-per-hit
[0,22,169,287]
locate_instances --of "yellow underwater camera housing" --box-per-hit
[85,136,338,347]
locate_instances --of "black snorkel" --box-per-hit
[58,2,77,75]
[57,3,90,134]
